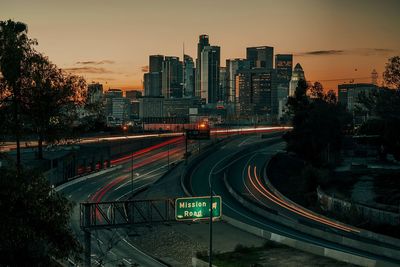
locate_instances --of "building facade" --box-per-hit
[87,82,103,104]
[144,55,163,97]
[162,56,183,98]
[338,83,378,112]
[183,54,195,98]
[289,63,305,96]
[139,97,164,118]
[125,90,142,100]
[275,54,293,118]
[246,46,274,69]
[226,58,251,103]
[195,34,210,97]
[237,68,277,119]
[200,46,220,104]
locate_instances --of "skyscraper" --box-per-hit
[237,68,276,118]
[125,90,142,100]
[226,58,251,103]
[183,54,195,98]
[149,55,164,73]
[289,63,305,96]
[275,54,293,118]
[219,67,227,102]
[144,55,163,96]
[246,46,274,69]
[195,34,210,97]
[144,72,162,96]
[162,56,183,98]
[201,46,220,104]
[87,82,103,103]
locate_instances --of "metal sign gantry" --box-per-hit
[80,198,176,267]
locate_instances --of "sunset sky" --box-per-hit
[2,0,399,92]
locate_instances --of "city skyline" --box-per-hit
[2,0,400,91]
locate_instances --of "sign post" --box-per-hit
[175,196,222,221]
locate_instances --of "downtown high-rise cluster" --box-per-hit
[142,34,305,123]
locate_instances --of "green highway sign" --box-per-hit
[175,196,222,221]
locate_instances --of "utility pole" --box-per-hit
[131,150,134,195]
[185,130,188,165]
[167,143,170,169]
[209,175,213,267]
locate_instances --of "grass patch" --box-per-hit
[197,242,284,267]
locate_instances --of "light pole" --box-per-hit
[131,150,134,195]
[167,143,170,169]
[209,176,213,267]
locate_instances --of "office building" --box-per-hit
[149,55,164,73]
[289,63,305,96]
[226,59,251,103]
[144,55,163,97]
[201,46,220,104]
[275,54,293,118]
[219,67,227,102]
[139,97,164,118]
[163,98,201,117]
[125,90,142,100]
[246,46,274,69]
[183,54,195,98]
[195,34,210,97]
[162,56,183,98]
[338,83,378,112]
[87,82,103,103]
[237,68,277,118]
[144,72,162,96]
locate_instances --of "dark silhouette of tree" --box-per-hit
[357,88,400,160]
[21,52,86,159]
[284,80,351,166]
[383,56,400,89]
[0,20,36,169]
[0,165,81,265]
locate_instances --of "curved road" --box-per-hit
[189,135,400,266]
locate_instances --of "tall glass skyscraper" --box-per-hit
[162,56,183,98]
[195,34,210,97]
[201,46,220,104]
[246,46,274,69]
[275,54,293,118]
[183,54,195,98]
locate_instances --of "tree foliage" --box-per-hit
[284,80,351,166]
[357,88,400,160]
[383,56,400,89]
[0,20,87,159]
[0,20,36,167]
[21,52,86,158]
[0,165,81,265]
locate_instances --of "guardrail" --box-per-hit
[180,133,400,266]
[263,156,400,256]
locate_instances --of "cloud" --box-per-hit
[296,48,395,57]
[91,77,116,81]
[75,60,115,65]
[356,48,394,56]
[302,50,345,56]
[141,65,149,72]
[64,67,113,74]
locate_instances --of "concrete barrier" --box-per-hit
[55,165,122,192]
[223,215,399,267]
[264,156,400,256]
[192,257,217,267]
[223,172,400,264]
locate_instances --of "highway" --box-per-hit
[60,136,187,266]
[58,127,288,266]
[189,134,400,266]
